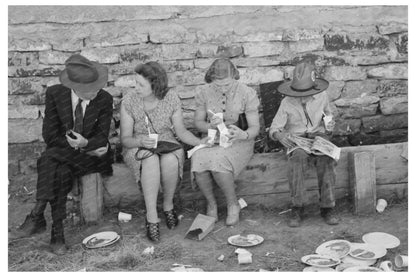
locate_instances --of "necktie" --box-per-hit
[301,102,313,127]
[74,99,84,134]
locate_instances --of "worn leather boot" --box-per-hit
[17,201,47,237]
[320,207,339,225]
[50,222,67,255]
[287,207,304,228]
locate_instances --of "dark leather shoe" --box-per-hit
[164,209,179,229]
[287,207,303,228]
[17,212,47,237]
[50,223,68,255]
[145,219,160,242]
[321,208,339,225]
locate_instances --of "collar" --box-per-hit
[71,90,91,105]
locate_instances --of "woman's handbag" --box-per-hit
[135,141,182,161]
[236,113,248,131]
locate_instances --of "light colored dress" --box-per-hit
[191,80,260,179]
[122,90,185,183]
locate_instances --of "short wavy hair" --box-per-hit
[205,58,240,83]
[134,61,169,99]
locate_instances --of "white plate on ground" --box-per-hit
[335,263,359,272]
[303,266,335,272]
[82,231,120,249]
[315,239,351,259]
[362,232,400,249]
[343,266,383,272]
[301,254,340,267]
[341,255,377,266]
[349,243,387,260]
[228,234,264,247]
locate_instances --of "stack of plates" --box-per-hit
[82,231,120,249]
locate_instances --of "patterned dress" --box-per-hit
[191,80,260,180]
[122,90,185,183]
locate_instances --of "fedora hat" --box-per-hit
[59,54,108,93]
[278,62,328,97]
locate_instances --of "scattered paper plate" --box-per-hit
[303,266,336,272]
[82,231,120,249]
[343,266,383,272]
[335,263,358,272]
[341,255,377,266]
[315,239,351,259]
[349,242,386,260]
[362,232,400,249]
[301,254,340,268]
[228,234,264,247]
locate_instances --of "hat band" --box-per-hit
[290,84,319,92]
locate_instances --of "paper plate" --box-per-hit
[82,231,120,249]
[301,254,340,267]
[349,243,387,260]
[362,232,400,249]
[228,234,264,247]
[303,266,336,272]
[343,266,383,272]
[315,239,351,259]
[335,263,358,272]
[341,255,377,266]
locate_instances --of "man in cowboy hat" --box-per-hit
[269,62,339,228]
[16,54,113,254]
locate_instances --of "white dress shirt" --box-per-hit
[71,90,90,121]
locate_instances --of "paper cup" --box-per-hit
[207,129,217,144]
[238,198,247,209]
[323,115,334,131]
[118,212,132,222]
[379,261,393,271]
[376,199,388,213]
[395,255,408,268]
[148,133,158,148]
[238,252,252,264]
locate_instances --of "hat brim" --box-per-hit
[277,78,329,97]
[59,62,108,93]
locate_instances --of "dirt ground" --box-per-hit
[8,197,408,272]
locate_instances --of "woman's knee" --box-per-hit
[141,154,160,168]
[160,153,178,166]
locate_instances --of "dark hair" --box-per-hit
[134,61,169,99]
[205,58,240,83]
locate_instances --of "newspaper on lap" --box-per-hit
[286,134,341,161]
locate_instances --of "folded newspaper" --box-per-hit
[286,134,341,161]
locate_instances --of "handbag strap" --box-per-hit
[144,110,159,134]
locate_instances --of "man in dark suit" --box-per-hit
[17,54,113,254]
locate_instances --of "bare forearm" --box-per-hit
[194,119,211,133]
[121,135,143,149]
[178,130,202,146]
[245,125,260,140]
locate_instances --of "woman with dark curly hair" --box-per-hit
[191,58,260,226]
[120,61,208,242]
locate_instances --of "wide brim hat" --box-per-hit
[278,62,329,97]
[60,54,108,93]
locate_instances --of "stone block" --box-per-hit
[341,80,379,99]
[103,163,141,208]
[242,42,285,57]
[8,142,45,161]
[8,105,40,119]
[8,160,19,177]
[281,28,322,41]
[19,159,38,175]
[380,96,408,115]
[395,33,408,54]
[323,66,366,81]
[162,60,194,73]
[105,86,136,98]
[231,57,286,68]
[167,69,205,87]
[114,75,136,88]
[81,48,120,64]
[239,68,284,86]
[8,77,44,95]
[326,81,344,101]
[8,52,39,67]
[8,65,63,78]
[194,58,216,70]
[336,104,379,119]
[216,45,244,58]
[169,85,202,99]
[38,51,72,65]
[196,44,220,58]
[377,22,407,35]
[332,118,361,136]
[362,113,408,133]
[161,44,197,60]
[288,38,324,53]
[119,45,163,63]
[324,32,390,51]
[148,22,197,44]
[8,119,43,143]
[377,80,407,97]
[8,93,46,106]
[367,64,408,79]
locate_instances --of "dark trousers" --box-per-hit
[287,149,336,208]
[36,147,110,223]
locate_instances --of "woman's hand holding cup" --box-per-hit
[140,135,158,149]
[227,125,248,142]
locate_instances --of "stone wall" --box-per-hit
[8,6,408,195]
